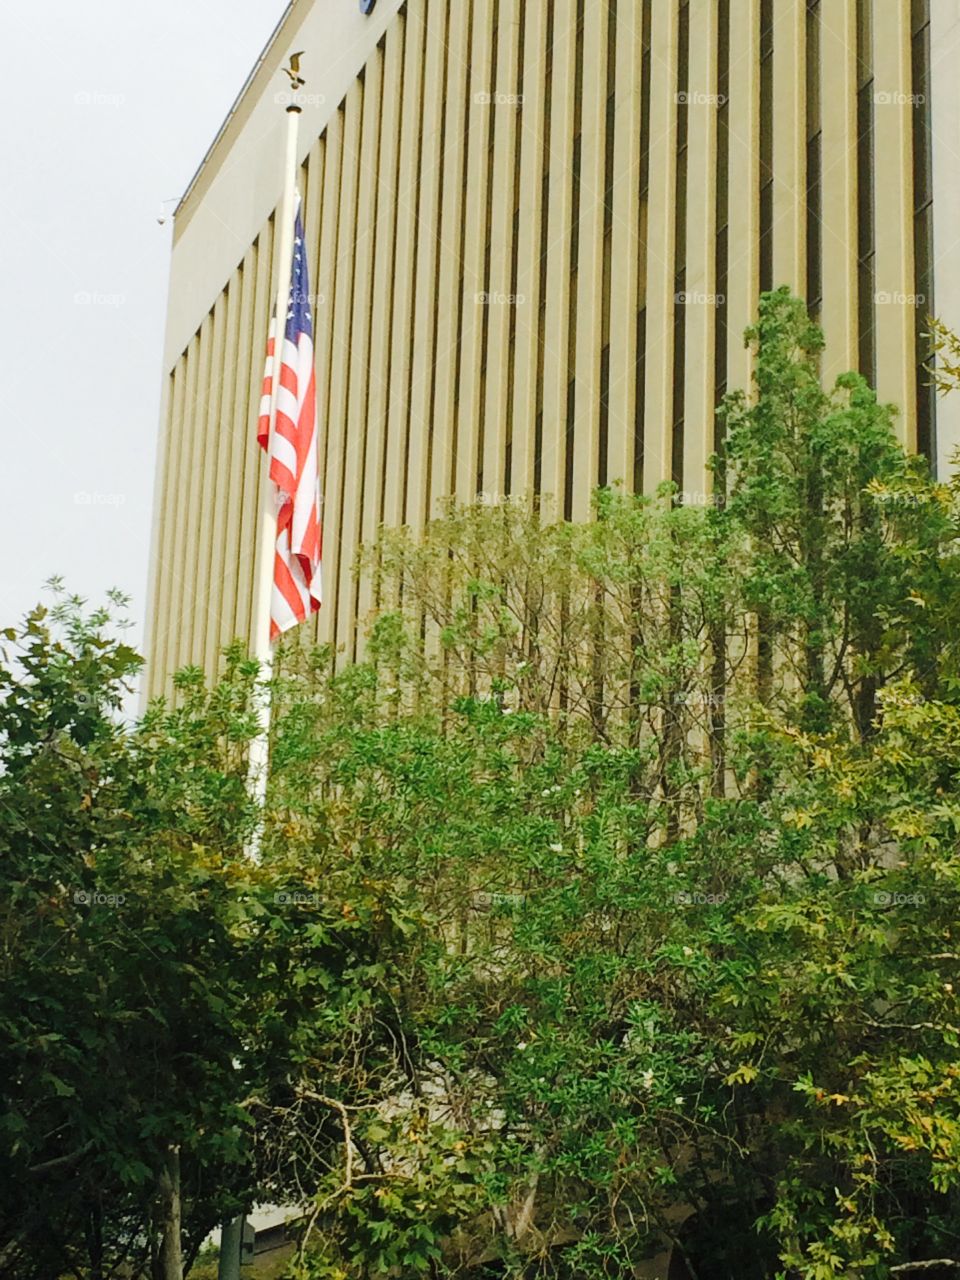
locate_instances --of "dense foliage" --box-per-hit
[4,292,960,1279]
[0,603,397,1278]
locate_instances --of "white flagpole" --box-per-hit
[245,98,302,853]
[219,92,302,1280]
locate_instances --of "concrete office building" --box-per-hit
[144,0,957,698]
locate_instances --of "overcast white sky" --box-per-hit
[0,0,287,658]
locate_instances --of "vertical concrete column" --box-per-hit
[771,0,806,293]
[682,0,720,498]
[819,0,859,382]
[641,0,680,492]
[872,0,916,446]
[724,0,760,397]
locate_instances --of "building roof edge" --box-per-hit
[174,1,297,220]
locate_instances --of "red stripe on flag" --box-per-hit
[256,209,322,641]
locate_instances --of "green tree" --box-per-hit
[253,291,960,1277]
[720,288,951,738]
[0,593,380,1279]
[7,291,960,1280]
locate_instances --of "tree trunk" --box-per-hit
[85,1198,104,1280]
[854,671,879,742]
[662,583,683,844]
[709,441,729,799]
[709,621,727,799]
[157,1144,183,1280]
[752,605,774,801]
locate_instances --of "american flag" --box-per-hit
[257,200,322,640]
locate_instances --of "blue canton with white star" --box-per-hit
[285,208,313,343]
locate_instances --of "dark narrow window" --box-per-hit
[759,0,774,292]
[856,0,876,385]
[635,0,652,490]
[450,7,471,499]
[806,0,822,319]
[533,4,555,503]
[598,343,610,487]
[912,0,935,463]
[424,13,450,514]
[476,0,501,496]
[634,308,646,492]
[598,0,617,488]
[563,0,586,520]
[564,375,576,518]
[504,1,526,495]
[672,0,690,492]
[714,0,730,442]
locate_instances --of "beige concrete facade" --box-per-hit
[145,0,945,700]
[931,0,960,480]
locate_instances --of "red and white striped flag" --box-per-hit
[257,200,322,640]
